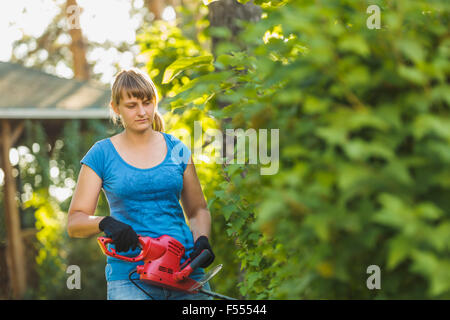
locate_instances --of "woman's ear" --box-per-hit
[110,101,120,116]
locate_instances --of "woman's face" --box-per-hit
[112,90,156,131]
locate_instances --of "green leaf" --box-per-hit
[415,202,443,221]
[396,39,426,64]
[398,65,427,85]
[413,114,450,140]
[222,203,236,221]
[410,251,450,296]
[387,235,411,270]
[338,34,370,57]
[316,127,347,145]
[162,55,213,84]
[344,139,394,161]
[303,95,330,114]
[372,194,409,228]
[383,160,413,185]
[207,197,216,209]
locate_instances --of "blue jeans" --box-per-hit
[107,278,213,300]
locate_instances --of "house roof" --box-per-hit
[0,61,111,119]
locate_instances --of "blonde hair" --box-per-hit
[110,68,165,132]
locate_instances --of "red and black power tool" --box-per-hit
[97,235,235,300]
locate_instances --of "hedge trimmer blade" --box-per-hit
[188,264,237,300]
[188,264,223,292]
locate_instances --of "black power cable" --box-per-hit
[128,270,155,300]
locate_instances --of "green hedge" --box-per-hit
[163,0,450,299]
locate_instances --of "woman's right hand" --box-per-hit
[99,216,139,252]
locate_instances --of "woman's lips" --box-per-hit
[136,119,148,122]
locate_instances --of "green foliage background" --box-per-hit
[1,0,448,299]
[162,0,450,299]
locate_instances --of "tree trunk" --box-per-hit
[208,0,262,55]
[66,0,90,80]
[146,0,165,20]
[208,0,262,163]
[1,120,27,299]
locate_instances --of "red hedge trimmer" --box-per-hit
[97,234,236,300]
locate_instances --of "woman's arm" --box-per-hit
[67,164,105,238]
[180,156,211,242]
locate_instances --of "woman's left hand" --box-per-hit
[189,236,215,268]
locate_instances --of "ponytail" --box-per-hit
[152,110,165,132]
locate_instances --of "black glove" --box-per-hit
[189,236,215,268]
[99,216,139,253]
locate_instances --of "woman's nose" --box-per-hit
[137,103,146,115]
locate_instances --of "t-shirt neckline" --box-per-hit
[106,132,170,171]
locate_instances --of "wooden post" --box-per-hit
[0,119,27,299]
[66,0,90,81]
[146,0,164,20]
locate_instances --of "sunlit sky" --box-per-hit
[0,0,176,82]
[0,0,177,201]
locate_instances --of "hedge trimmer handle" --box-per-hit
[174,249,213,281]
[97,236,146,262]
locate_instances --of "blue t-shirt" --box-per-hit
[80,131,204,282]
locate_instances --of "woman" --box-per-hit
[67,68,215,300]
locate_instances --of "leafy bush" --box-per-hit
[163,0,450,299]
